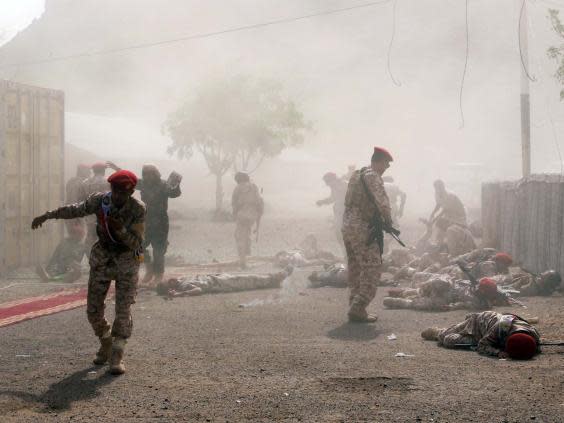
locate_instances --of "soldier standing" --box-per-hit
[79,163,111,249]
[342,147,393,323]
[232,172,264,269]
[316,172,347,254]
[382,176,406,224]
[32,170,145,375]
[66,164,91,204]
[107,163,182,285]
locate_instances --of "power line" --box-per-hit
[519,0,536,82]
[459,0,469,129]
[386,0,401,86]
[0,0,392,70]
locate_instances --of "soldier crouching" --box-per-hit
[32,170,145,375]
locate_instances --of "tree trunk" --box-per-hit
[215,172,224,212]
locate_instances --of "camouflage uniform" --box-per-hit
[45,193,145,339]
[78,175,111,248]
[137,178,181,276]
[445,225,476,257]
[158,269,289,296]
[66,176,87,204]
[342,167,392,312]
[232,181,264,263]
[436,311,540,356]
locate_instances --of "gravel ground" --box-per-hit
[0,217,563,422]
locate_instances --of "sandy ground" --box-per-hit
[0,216,563,422]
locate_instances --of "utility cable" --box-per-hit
[459,0,469,129]
[0,0,392,69]
[519,0,537,81]
[387,0,402,86]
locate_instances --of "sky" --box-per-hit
[0,0,44,45]
[1,0,564,213]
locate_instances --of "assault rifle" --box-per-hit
[359,168,406,252]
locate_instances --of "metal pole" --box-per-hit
[520,1,531,177]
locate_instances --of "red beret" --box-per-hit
[373,147,394,162]
[477,277,498,299]
[91,162,106,170]
[494,252,513,266]
[108,170,138,191]
[323,172,337,181]
[505,333,537,360]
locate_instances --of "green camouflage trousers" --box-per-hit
[87,242,140,339]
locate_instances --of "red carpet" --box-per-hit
[0,287,113,328]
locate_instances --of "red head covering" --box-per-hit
[323,172,337,182]
[505,333,537,360]
[477,277,498,299]
[494,252,513,266]
[372,147,393,162]
[108,170,138,191]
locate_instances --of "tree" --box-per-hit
[548,9,564,100]
[163,76,311,214]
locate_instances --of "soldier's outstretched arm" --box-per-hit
[167,183,181,198]
[31,194,101,229]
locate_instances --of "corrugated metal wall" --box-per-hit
[0,80,64,274]
[482,175,564,275]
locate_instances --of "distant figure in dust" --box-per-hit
[231,172,264,269]
[342,147,393,323]
[108,162,182,286]
[66,164,91,204]
[78,162,111,249]
[429,180,467,243]
[316,172,347,255]
[382,176,406,225]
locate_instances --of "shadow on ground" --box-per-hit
[326,322,381,341]
[0,366,116,412]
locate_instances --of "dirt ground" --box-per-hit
[0,216,563,422]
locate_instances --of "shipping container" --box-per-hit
[0,80,65,274]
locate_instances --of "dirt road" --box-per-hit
[0,217,563,422]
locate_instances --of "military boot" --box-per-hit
[109,337,127,375]
[421,327,442,341]
[93,331,112,365]
[348,302,378,323]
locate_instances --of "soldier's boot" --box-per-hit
[383,297,412,309]
[109,337,127,375]
[93,331,112,365]
[421,327,442,341]
[348,302,378,323]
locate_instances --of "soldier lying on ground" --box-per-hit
[383,277,520,311]
[421,311,540,359]
[36,220,87,283]
[308,264,347,288]
[496,270,562,297]
[155,266,293,298]
[274,234,338,268]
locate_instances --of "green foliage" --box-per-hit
[163,76,311,174]
[548,9,564,100]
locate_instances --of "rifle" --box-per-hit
[359,169,406,251]
[455,341,564,349]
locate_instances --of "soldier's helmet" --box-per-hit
[505,332,538,360]
[539,270,562,290]
[477,277,498,300]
